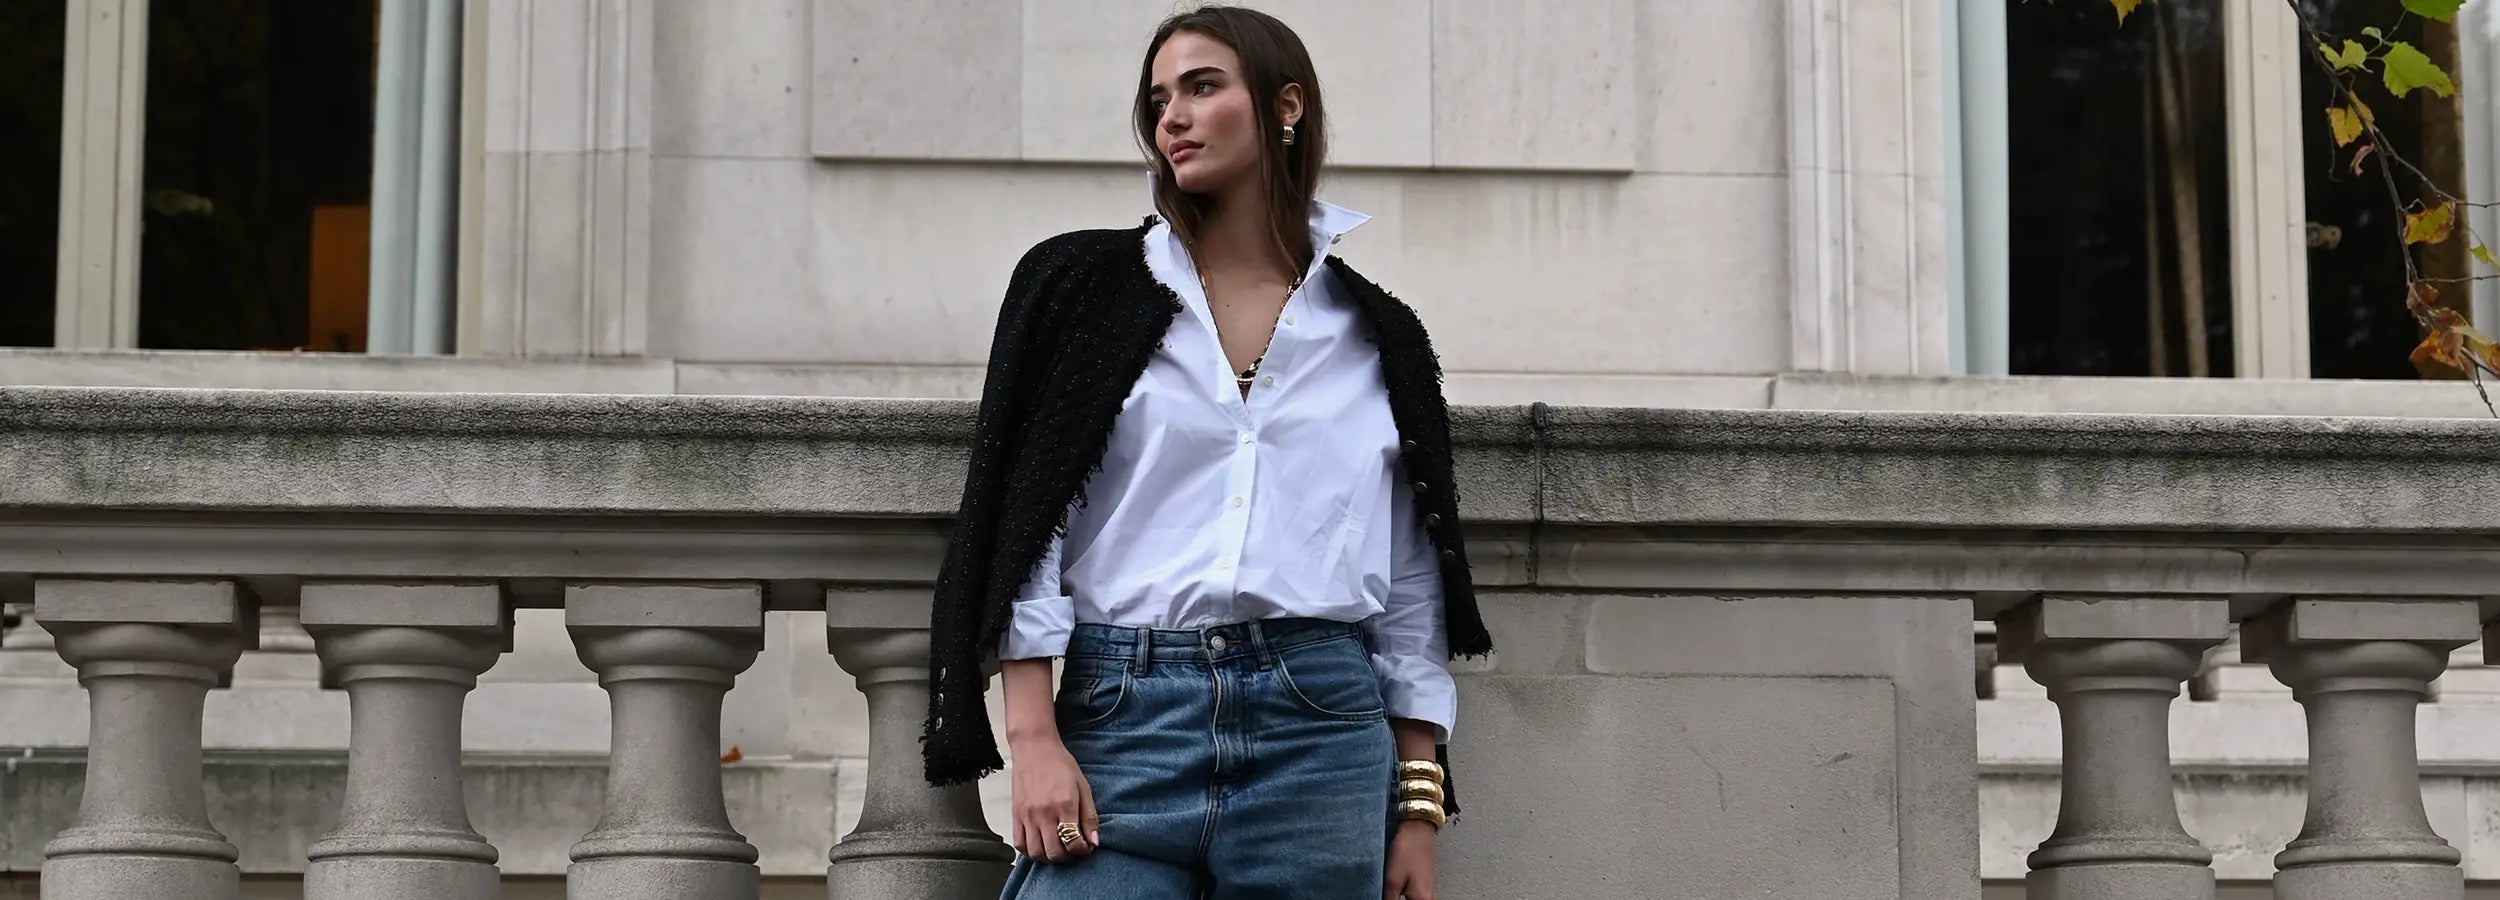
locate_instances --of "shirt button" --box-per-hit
[1217,558,1234,570]
[1262,374,1276,386]
[1231,496,1245,508]
[1240,432,1255,444]
[1284,315,1297,326]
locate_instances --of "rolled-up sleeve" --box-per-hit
[999,531,1075,660]
[1364,480,1457,742]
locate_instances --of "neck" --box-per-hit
[1190,184,1297,280]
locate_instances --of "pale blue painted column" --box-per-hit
[1953,0,2012,376]
[369,0,461,356]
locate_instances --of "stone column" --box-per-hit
[301,583,512,900]
[565,583,763,900]
[2245,598,2479,900]
[1996,595,2226,900]
[824,589,1012,900]
[34,579,253,900]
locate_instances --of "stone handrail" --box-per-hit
[4,386,2499,900]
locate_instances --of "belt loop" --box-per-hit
[1247,620,1275,670]
[1133,626,1153,676]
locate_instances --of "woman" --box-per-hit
[922,6,1492,898]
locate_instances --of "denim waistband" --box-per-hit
[1066,617,1365,667]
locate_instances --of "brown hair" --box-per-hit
[1133,5,1325,269]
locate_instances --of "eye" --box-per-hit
[1152,97,1169,112]
[1193,79,1217,95]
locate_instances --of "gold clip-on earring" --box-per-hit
[1282,124,1296,146]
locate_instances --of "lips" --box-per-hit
[1169,140,1204,163]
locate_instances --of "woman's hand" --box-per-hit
[1002,657,1095,863]
[1384,820,1438,900]
[1008,734,1099,863]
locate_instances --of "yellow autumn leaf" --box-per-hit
[2405,202,2457,245]
[2111,0,2147,24]
[2327,104,2366,147]
[2475,244,2499,268]
[2323,40,2368,70]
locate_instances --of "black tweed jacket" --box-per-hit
[922,221,1495,798]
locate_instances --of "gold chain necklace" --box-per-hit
[1198,269,1303,390]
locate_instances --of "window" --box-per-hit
[2004,0,2237,377]
[2299,0,2468,380]
[0,1,64,348]
[138,0,375,352]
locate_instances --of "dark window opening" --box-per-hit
[0,1,65,348]
[2298,0,2466,380]
[139,0,373,352]
[2008,0,2236,377]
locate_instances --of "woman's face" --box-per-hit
[1149,31,1269,196]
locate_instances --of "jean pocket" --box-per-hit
[1055,662,1130,734]
[1274,639,1387,722]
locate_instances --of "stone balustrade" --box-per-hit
[3,386,2498,899]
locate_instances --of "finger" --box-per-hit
[1079,783,1102,850]
[1054,800,1092,856]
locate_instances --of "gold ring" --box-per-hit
[1057,822,1083,845]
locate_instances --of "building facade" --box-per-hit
[5,1,2500,898]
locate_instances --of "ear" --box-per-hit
[1276,82,1304,130]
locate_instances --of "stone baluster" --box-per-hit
[2244,597,2478,900]
[565,583,764,900]
[1996,595,2225,900]
[301,583,512,900]
[34,578,254,900]
[823,587,1012,898]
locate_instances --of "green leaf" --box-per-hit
[2363,26,2386,40]
[2324,39,2369,70]
[2403,0,2466,22]
[2383,41,2460,97]
[2474,244,2499,268]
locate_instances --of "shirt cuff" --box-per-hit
[1000,596,1075,660]
[1371,652,1458,743]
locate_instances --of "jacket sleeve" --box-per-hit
[923,239,1065,786]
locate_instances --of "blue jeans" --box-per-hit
[1000,617,1397,899]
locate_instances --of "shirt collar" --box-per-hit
[1143,171,1373,254]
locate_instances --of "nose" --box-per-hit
[1161,102,1187,136]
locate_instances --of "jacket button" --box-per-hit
[1424,514,1442,528]
[1440,548,1458,562]
[1401,440,1420,454]
[1412,481,1430,494]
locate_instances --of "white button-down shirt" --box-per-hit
[999,199,1457,741]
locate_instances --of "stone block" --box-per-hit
[812,0,1020,159]
[1390,173,1789,375]
[653,0,808,159]
[565,583,766,630]
[34,579,248,627]
[647,156,816,360]
[1430,0,1636,170]
[1442,675,1901,899]
[299,582,507,631]
[2243,599,2482,662]
[1452,593,1585,676]
[1994,595,2228,663]
[1634,0,1785,176]
[1016,0,1162,162]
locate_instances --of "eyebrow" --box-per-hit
[1149,65,1226,96]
